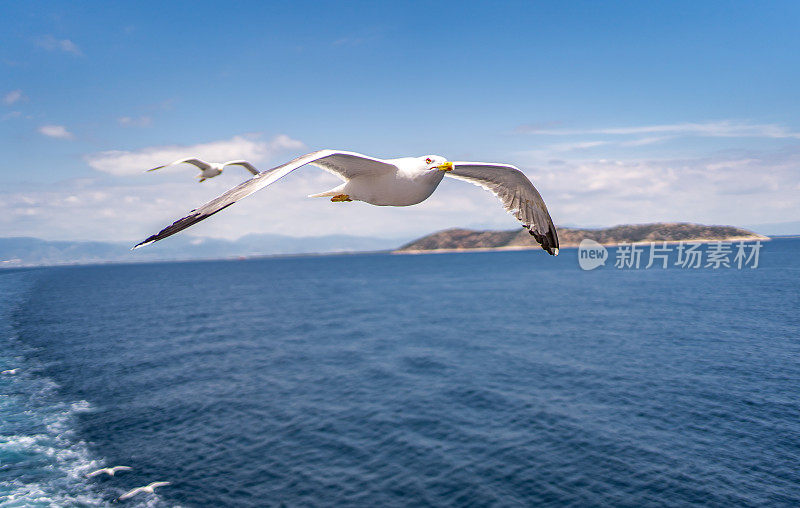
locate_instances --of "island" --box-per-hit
[395,223,769,254]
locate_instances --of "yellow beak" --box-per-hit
[437,161,454,172]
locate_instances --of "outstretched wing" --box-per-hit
[147,158,211,172]
[133,150,397,249]
[305,152,397,180]
[446,162,559,255]
[223,160,260,175]
[85,469,105,478]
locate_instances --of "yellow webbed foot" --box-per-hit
[331,194,352,202]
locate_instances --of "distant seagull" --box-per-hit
[117,481,171,501]
[86,465,132,478]
[1,368,19,375]
[147,158,259,182]
[134,150,559,254]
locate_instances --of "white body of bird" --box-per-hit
[198,165,223,181]
[118,481,170,501]
[310,156,446,206]
[147,158,259,182]
[86,465,132,477]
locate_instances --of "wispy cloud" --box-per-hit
[518,140,610,159]
[117,116,152,127]
[548,141,609,152]
[3,89,26,105]
[36,35,83,56]
[38,125,74,139]
[85,134,305,176]
[517,120,800,140]
[619,136,673,147]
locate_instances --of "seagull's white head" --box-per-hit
[421,155,453,172]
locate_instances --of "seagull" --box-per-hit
[1,368,19,375]
[147,158,259,182]
[117,481,171,501]
[134,150,559,254]
[86,465,132,478]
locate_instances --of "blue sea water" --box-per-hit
[1,239,798,507]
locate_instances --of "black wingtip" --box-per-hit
[131,237,155,250]
[528,226,560,256]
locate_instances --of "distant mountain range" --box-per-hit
[0,223,777,268]
[396,223,769,253]
[0,234,406,268]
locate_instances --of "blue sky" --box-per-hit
[2,1,799,241]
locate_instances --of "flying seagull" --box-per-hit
[117,481,171,501]
[86,466,132,478]
[134,150,559,254]
[147,158,259,182]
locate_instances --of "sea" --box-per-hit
[1,238,798,507]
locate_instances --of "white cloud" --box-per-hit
[519,140,610,159]
[38,125,74,139]
[619,136,672,147]
[516,147,800,228]
[35,35,83,56]
[518,120,800,140]
[85,134,305,176]
[117,116,152,127]
[3,89,25,105]
[547,141,609,152]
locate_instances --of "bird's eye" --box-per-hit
[425,158,433,164]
